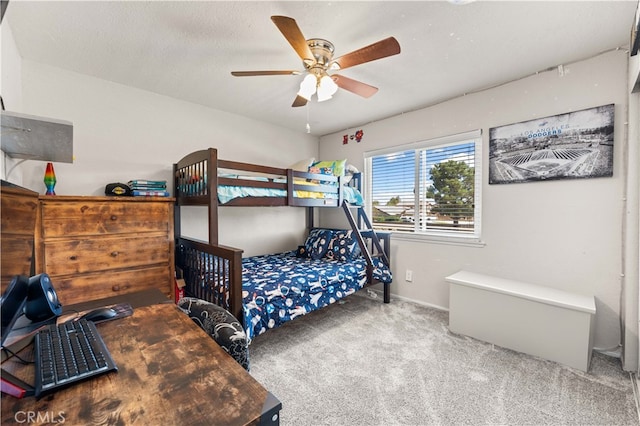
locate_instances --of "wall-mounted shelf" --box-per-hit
[1,111,73,163]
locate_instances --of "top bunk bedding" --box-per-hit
[174,148,363,207]
[217,176,364,205]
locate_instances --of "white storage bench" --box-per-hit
[446,270,596,372]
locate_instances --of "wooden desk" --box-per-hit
[1,303,281,425]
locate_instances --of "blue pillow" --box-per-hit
[304,229,334,260]
[325,230,361,261]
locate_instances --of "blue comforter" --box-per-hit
[242,251,392,341]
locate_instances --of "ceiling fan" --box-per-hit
[231,16,401,107]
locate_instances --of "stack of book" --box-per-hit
[128,180,169,197]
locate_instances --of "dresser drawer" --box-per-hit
[2,191,38,237]
[50,266,172,305]
[41,200,170,237]
[42,236,171,276]
[1,236,34,290]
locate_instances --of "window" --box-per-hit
[364,130,482,244]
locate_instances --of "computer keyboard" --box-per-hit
[34,318,117,397]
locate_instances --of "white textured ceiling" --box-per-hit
[4,1,638,136]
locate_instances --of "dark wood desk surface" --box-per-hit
[1,300,281,425]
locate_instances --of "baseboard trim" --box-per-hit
[364,287,449,312]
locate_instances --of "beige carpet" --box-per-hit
[249,291,639,426]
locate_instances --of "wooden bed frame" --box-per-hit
[173,148,391,326]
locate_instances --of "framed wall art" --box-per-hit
[489,104,614,184]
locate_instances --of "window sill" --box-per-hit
[390,232,486,248]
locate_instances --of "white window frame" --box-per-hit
[364,130,484,247]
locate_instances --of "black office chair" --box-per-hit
[177,297,250,371]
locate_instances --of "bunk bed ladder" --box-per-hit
[342,202,391,303]
[342,202,390,265]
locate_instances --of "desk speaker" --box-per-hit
[25,274,63,321]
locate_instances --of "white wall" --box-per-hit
[1,20,24,183]
[319,49,631,360]
[4,52,318,256]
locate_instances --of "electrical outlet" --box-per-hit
[405,270,413,282]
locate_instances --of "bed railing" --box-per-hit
[174,148,347,244]
[174,148,344,207]
[175,237,244,322]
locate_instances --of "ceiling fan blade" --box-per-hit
[231,70,300,77]
[292,95,308,107]
[271,16,315,64]
[332,75,378,98]
[332,37,401,71]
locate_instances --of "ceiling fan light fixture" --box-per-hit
[316,89,332,102]
[297,74,317,100]
[317,74,338,102]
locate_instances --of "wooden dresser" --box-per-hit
[34,196,174,305]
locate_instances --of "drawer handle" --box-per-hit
[112,284,129,292]
[111,251,119,257]
[69,255,77,261]
[110,215,117,221]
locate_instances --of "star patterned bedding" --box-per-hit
[242,249,392,341]
[180,228,392,341]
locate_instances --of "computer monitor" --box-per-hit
[0,275,29,348]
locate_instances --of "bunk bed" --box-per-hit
[173,148,392,341]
